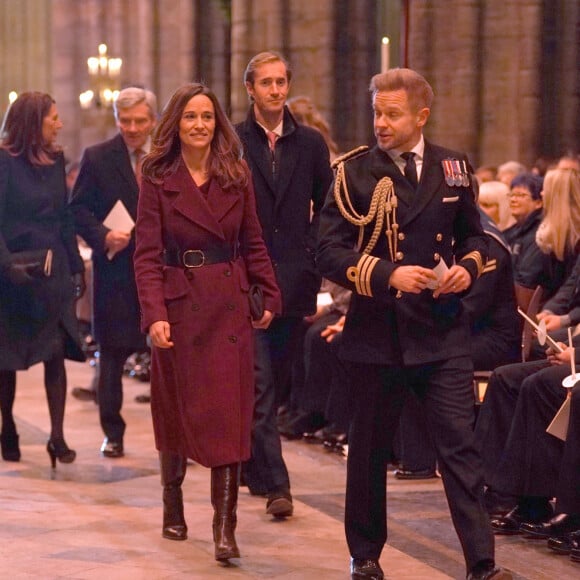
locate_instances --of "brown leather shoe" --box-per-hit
[266,493,293,518]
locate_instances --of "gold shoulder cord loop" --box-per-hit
[333,155,398,261]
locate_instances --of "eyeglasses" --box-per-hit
[507,191,532,199]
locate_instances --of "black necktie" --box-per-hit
[401,152,418,190]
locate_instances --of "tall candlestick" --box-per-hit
[381,37,390,73]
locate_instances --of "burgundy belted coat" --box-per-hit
[133,160,281,467]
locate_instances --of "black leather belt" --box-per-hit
[163,246,238,268]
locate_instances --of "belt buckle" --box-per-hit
[182,250,205,268]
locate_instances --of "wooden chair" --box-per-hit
[473,284,543,405]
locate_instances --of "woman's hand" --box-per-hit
[149,320,174,348]
[252,310,274,330]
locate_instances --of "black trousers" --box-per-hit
[488,363,570,500]
[557,387,580,514]
[345,356,494,571]
[242,317,302,495]
[98,347,133,443]
[474,360,549,484]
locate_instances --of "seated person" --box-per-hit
[488,345,580,566]
[478,180,514,231]
[503,173,545,292]
[475,335,580,515]
[280,280,350,438]
[530,254,580,360]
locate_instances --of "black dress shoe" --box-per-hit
[491,502,553,535]
[548,533,574,555]
[72,386,97,403]
[483,488,517,517]
[570,530,580,562]
[350,558,384,579]
[393,467,437,480]
[101,438,124,458]
[520,513,580,539]
[466,562,512,580]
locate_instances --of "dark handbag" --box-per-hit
[248,284,265,320]
[5,249,53,285]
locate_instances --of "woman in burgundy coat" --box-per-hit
[133,83,281,563]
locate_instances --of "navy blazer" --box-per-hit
[317,142,488,366]
[235,107,333,316]
[70,133,146,350]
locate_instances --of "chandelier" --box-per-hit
[79,44,122,109]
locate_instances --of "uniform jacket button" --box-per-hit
[436,233,443,242]
[395,251,404,261]
[398,232,405,241]
[396,290,403,299]
[434,253,441,262]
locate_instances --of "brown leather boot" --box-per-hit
[160,452,188,541]
[211,463,241,561]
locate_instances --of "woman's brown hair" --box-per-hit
[142,83,248,191]
[0,91,60,165]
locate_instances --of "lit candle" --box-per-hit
[381,37,390,73]
[87,57,99,76]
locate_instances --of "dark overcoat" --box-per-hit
[0,150,84,369]
[70,133,146,350]
[133,161,281,467]
[316,142,489,366]
[235,107,333,316]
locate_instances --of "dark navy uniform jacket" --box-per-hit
[316,142,488,367]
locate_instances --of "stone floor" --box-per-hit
[0,359,578,579]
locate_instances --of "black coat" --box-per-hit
[235,107,333,316]
[317,142,488,366]
[0,150,84,369]
[70,134,146,350]
[463,211,521,370]
[504,208,573,300]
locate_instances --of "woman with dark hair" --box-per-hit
[0,92,85,467]
[134,83,281,562]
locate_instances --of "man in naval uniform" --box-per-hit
[316,68,510,580]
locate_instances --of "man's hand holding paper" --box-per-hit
[103,200,135,260]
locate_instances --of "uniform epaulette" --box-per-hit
[331,145,369,170]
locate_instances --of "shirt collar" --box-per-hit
[386,134,425,163]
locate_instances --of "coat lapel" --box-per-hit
[165,163,225,240]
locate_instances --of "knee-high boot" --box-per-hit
[160,452,188,541]
[211,463,241,561]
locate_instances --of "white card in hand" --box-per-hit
[426,258,448,290]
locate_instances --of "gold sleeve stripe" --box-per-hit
[481,259,497,274]
[347,254,379,297]
[461,251,485,278]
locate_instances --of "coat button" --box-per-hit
[436,233,443,242]
[224,270,232,277]
[398,232,405,241]
[191,303,200,311]
[228,335,237,343]
[395,251,404,260]
[226,303,235,311]
[434,253,441,262]
[185,270,194,280]
[396,290,403,299]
